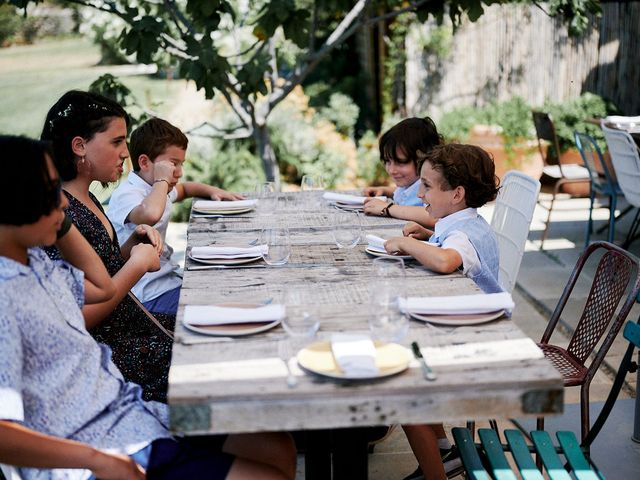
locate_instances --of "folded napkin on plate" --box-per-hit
[184,304,285,326]
[193,199,258,210]
[191,244,267,259]
[604,115,640,125]
[322,192,386,205]
[398,292,514,315]
[330,333,379,378]
[365,234,387,252]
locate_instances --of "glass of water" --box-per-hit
[368,257,408,342]
[282,287,321,339]
[331,211,362,249]
[261,227,291,266]
[256,181,276,215]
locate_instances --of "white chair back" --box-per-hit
[601,124,640,208]
[491,171,541,293]
[1,464,22,480]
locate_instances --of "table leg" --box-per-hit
[305,430,332,480]
[331,427,371,480]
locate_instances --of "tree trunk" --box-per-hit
[254,123,280,190]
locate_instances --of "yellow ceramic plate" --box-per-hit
[182,303,281,337]
[407,309,505,326]
[297,341,411,380]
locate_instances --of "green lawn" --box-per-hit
[0,36,187,137]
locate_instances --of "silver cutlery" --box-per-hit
[278,340,298,388]
[411,341,437,381]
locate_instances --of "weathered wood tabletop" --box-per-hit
[168,192,563,439]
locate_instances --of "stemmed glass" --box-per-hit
[260,227,291,266]
[331,210,362,249]
[368,257,409,343]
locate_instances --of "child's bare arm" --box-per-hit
[127,160,176,226]
[384,236,462,273]
[175,182,244,202]
[363,185,395,197]
[82,243,160,329]
[0,421,145,480]
[363,200,435,227]
[55,224,115,305]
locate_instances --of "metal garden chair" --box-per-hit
[574,131,628,246]
[453,320,640,479]
[532,112,590,248]
[536,241,640,451]
[491,170,541,293]
[601,124,640,248]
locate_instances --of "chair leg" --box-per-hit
[622,208,640,249]
[540,192,557,249]
[581,385,591,456]
[585,192,596,247]
[536,417,545,470]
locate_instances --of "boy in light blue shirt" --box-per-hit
[108,118,243,315]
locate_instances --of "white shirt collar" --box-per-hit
[433,207,477,236]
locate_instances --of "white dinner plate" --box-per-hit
[192,206,255,215]
[407,309,505,326]
[182,303,281,337]
[188,253,263,265]
[331,202,364,212]
[364,247,413,260]
[296,341,411,380]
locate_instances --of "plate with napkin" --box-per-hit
[323,192,386,211]
[364,234,413,260]
[183,303,285,336]
[398,292,514,326]
[296,334,411,380]
[188,244,267,265]
[193,199,258,215]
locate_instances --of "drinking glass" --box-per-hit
[368,257,408,342]
[300,174,325,209]
[282,287,321,339]
[331,211,362,249]
[255,181,276,215]
[261,227,291,265]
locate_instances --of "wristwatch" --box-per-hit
[380,201,395,217]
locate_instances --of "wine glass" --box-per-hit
[331,211,362,249]
[261,227,291,266]
[282,287,321,340]
[368,257,409,343]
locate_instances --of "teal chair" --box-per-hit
[452,321,640,480]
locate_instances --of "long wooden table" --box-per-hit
[168,191,563,479]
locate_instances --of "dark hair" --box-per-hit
[379,117,443,169]
[40,90,129,181]
[418,143,500,208]
[129,117,188,171]
[0,135,59,225]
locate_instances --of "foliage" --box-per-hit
[316,92,360,138]
[356,129,386,186]
[4,0,600,186]
[0,4,21,45]
[543,92,618,152]
[437,93,618,153]
[88,74,151,131]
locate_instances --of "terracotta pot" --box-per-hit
[466,126,544,182]
[558,149,590,196]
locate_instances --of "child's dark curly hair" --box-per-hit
[418,143,500,208]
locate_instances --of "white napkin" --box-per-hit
[191,244,268,259]
[365,234,387,252]
[331,333,379,378]
[322,192,386,205]
[184,304,286,326]
[422,338,543,366]
[398,292,514,315]
[193,199,258,210]
[604,115,640,125]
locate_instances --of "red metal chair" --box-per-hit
[536,241,640,452]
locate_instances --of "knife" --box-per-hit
[411,341,437,381]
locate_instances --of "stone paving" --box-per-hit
[166,191,640,478]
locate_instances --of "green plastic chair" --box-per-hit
[452,321,640,480]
